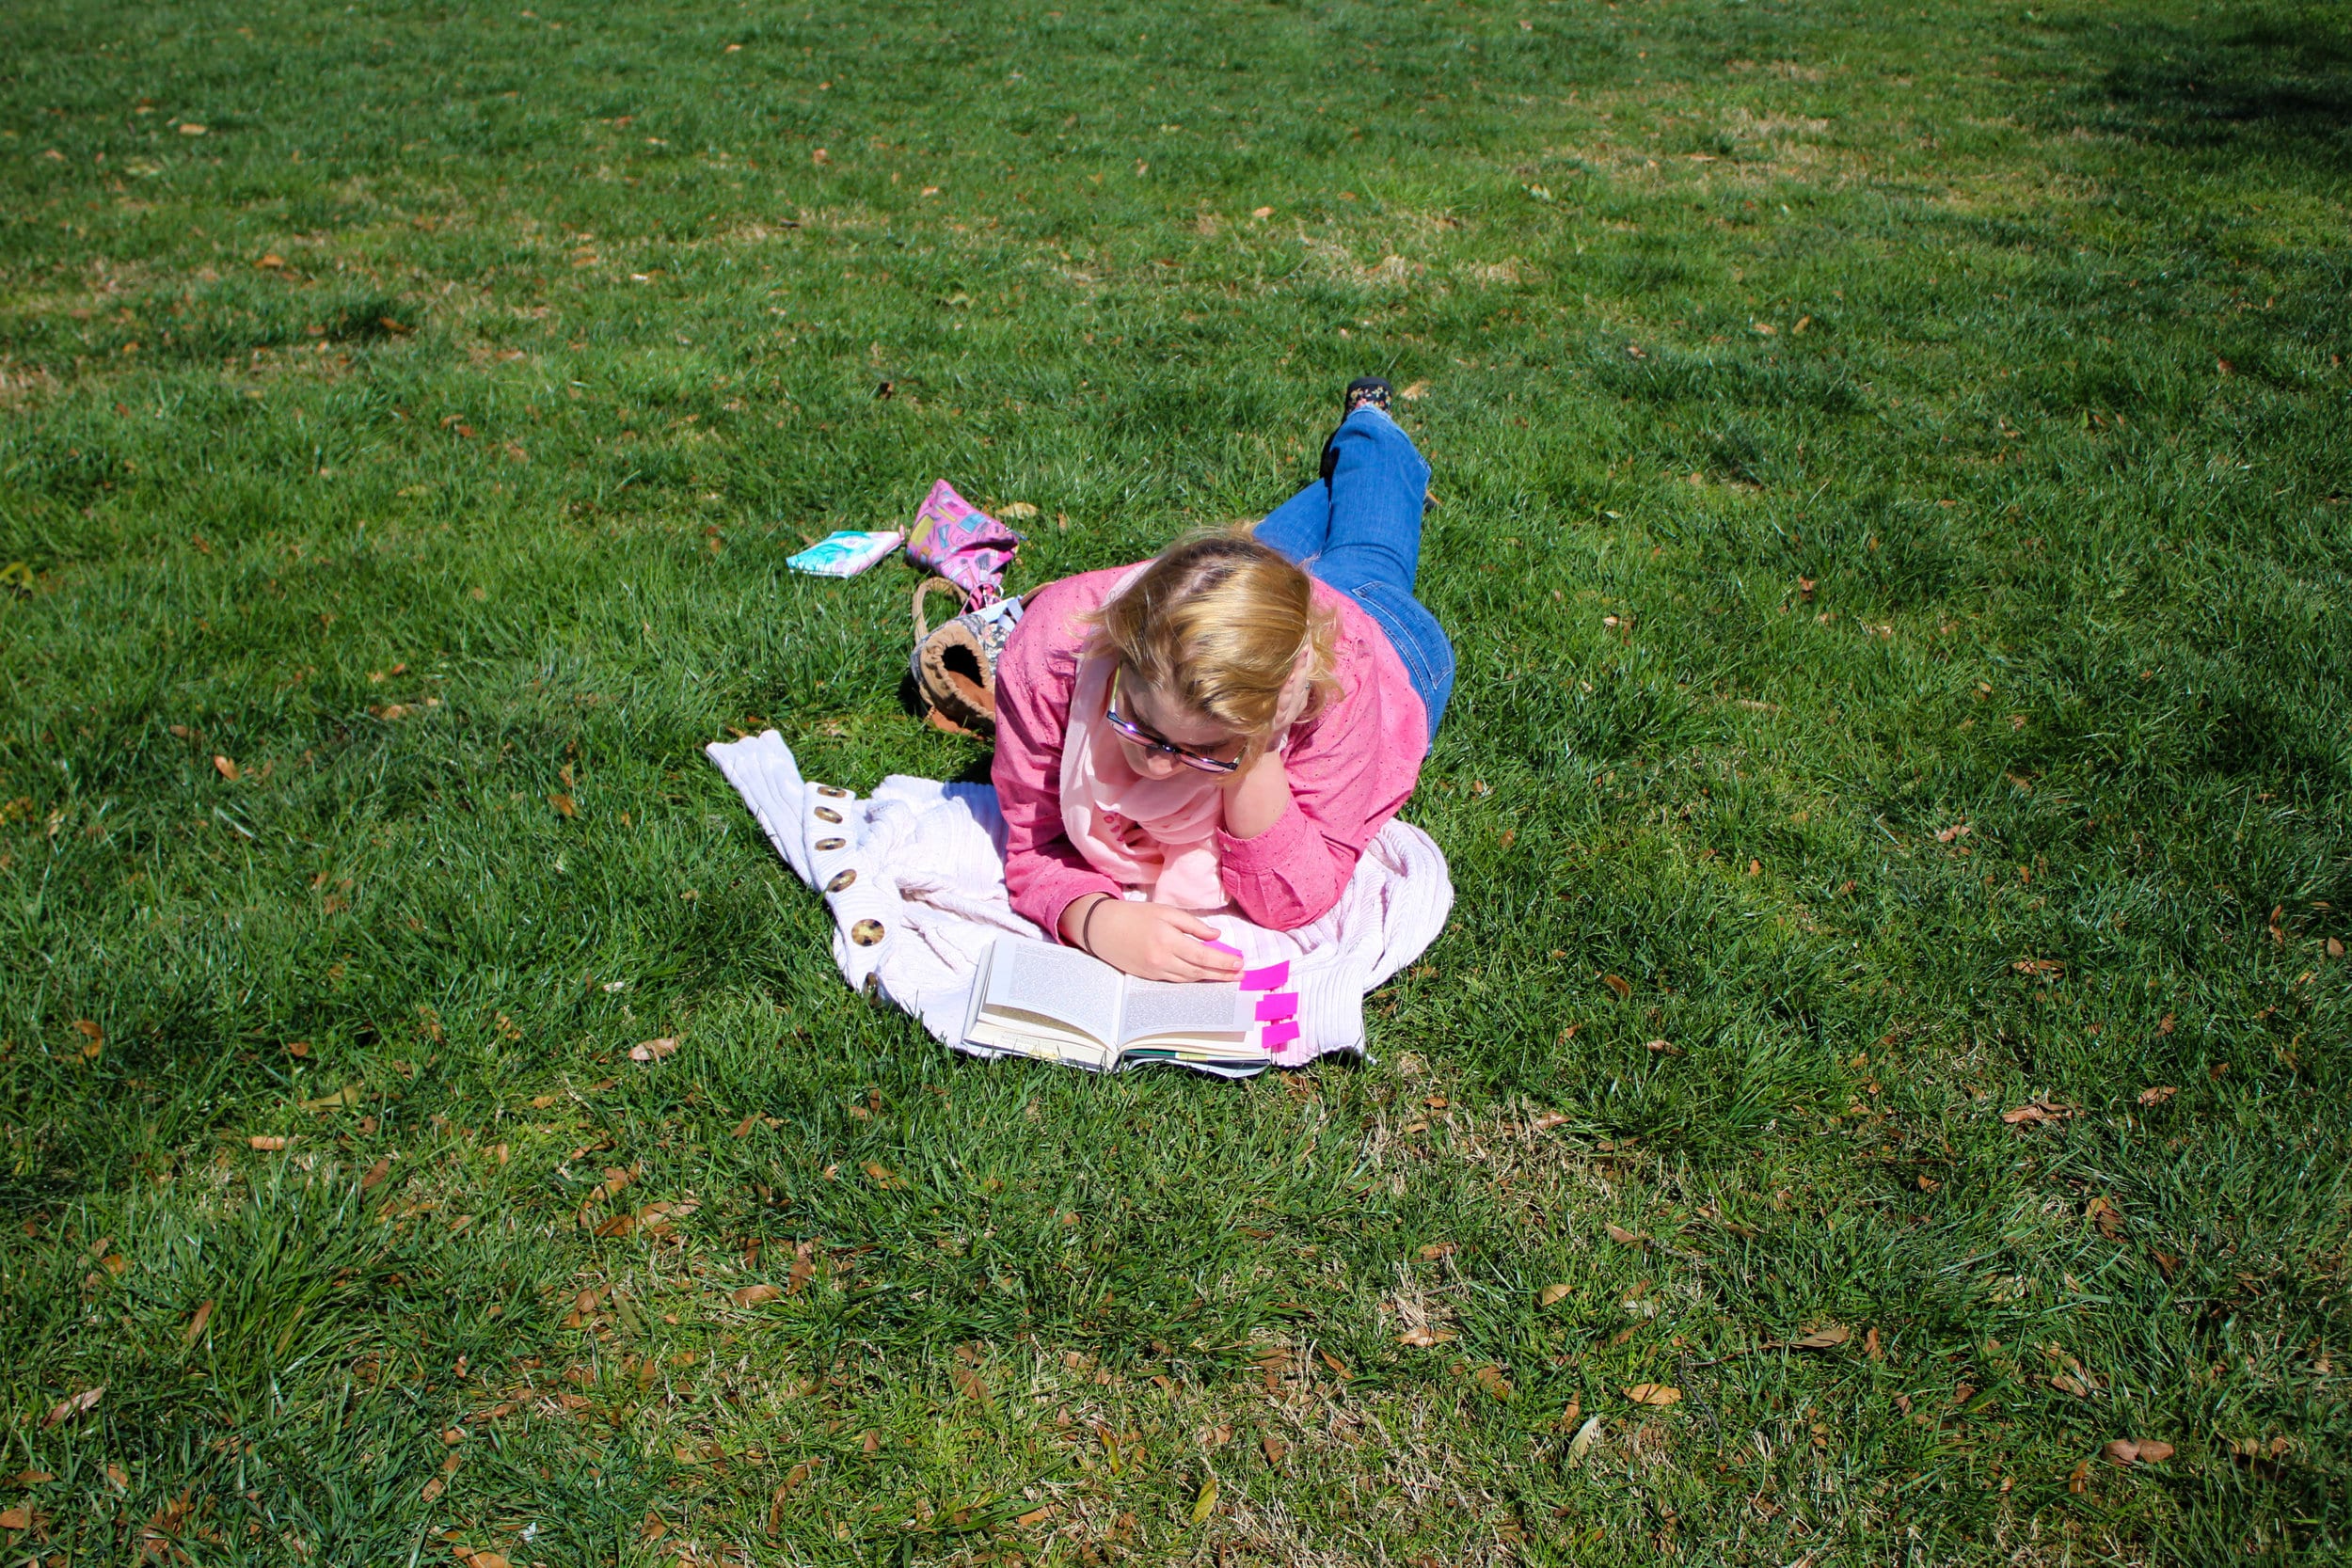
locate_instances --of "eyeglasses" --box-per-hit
[1104,667,1243,774]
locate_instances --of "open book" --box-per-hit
[961,936,1336,1074]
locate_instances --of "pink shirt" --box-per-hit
[993,565,1428,937]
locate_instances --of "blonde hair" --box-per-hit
[1085,530,1341,742]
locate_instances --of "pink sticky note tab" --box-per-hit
[1261,1019,1301,1051]
[1254,992,1298,1022]
[1203,940,1244,959]
[1239,959,1290,991]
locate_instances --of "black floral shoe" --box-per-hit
[1322,376,1395,483]
[1342,375,1392,416]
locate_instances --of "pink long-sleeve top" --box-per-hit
[993,564,1428,937]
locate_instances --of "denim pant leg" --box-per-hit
[1254,479,1332,565]
[1254,406,1454,743]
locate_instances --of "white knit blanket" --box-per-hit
[706,731,1452,1073]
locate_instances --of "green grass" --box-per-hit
[2,0,2348,1561]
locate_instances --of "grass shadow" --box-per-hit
[2042,4,2352,169]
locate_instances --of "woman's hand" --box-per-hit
[1061,895,1243,983]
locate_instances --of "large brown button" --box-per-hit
[813,807,842,823]
[826,869,857,893]
[817,784,850,798]
[814,836,846,852]
[850,918,885,946]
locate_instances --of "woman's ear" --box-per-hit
[1272,642,1315,732]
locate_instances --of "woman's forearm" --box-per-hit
[1058,892,1111,951]
[1220,750,1294,841]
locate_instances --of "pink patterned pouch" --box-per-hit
[906,480,1024,608]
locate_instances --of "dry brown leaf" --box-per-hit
[1792,1323,1851,1350]
[1396,1325,1456,1348]
[421,1476,445,1502]
[1418,1241,1456,1260]
[1262,1433,1288,1466]
[1318,1349,1351,1380]
[213,754,240,781]
[2087,1196,2125,1240]
[72,1019,103,1060]
[2134,1439,2175,1463]
[361,1156,390,1191]
[547,791,577,818]
[1566,1414,1603,1465]
[41,1386,103,1427]
[248,1134,289,1151]
[731,1114,755,1138]
[2051,1373,2090,1397]
[1538,1282,1572,1307]
[1605,1223,1646,1247]
[629,1037,678,1063]
[1473,1365,1515,1400]
[1251,204,1274,218]
[1864,1326,1883,1360]
[0,1506,27,1529]
[998,501,1040,520]
[182,1299,215,1346]
[731,1284,782,1308]
[2137,1085,2178,1107]
[1531,1109,1570,1132]
[1624,1383,1680,1407]
[1601,973,1633,1000]
[1400,380,1431,401]
[1645,1037,1683,1055]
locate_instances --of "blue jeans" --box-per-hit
[1254,406,1454,745]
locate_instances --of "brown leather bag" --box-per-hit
[909,578,1025,738]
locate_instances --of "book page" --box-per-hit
[1115,977,1249,1047]
[983,938,1124,1045]
[964,1016,1116,1072]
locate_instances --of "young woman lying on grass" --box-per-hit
[993,378,1455,981]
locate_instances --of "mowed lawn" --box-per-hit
[3,0,2349,1562]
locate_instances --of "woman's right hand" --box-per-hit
[1062,896,1244,983]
